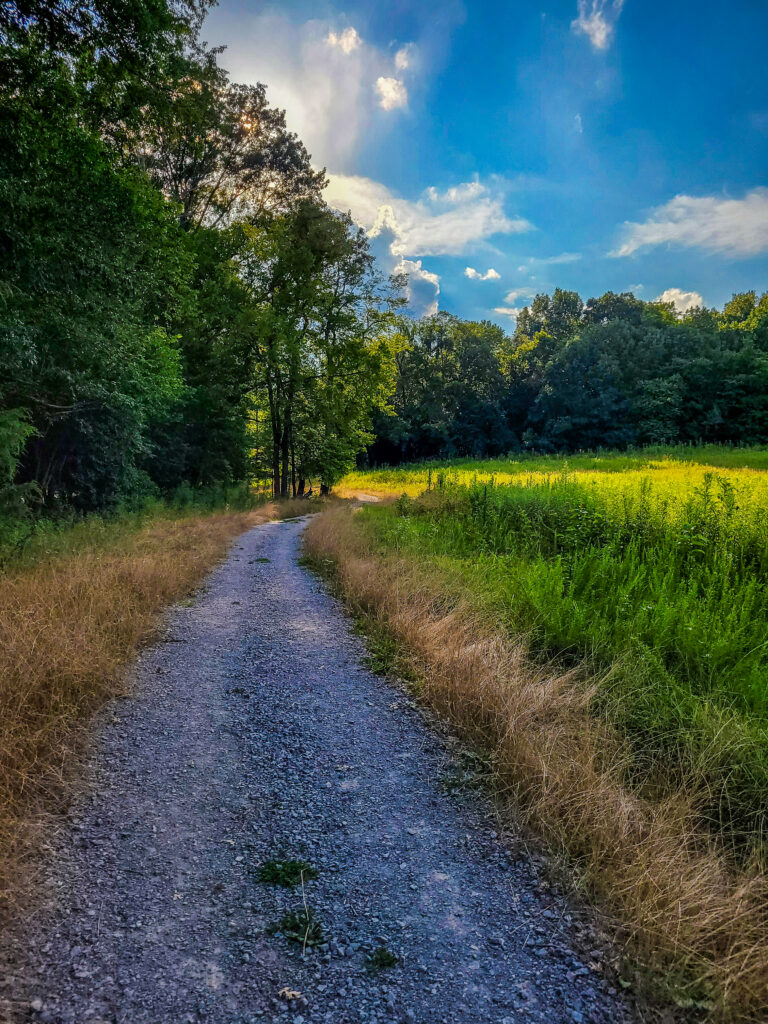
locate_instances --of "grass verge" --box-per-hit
[304,503,768,1022]
[0,502,282,910]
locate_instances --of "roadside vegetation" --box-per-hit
[0,499,283,909]
[307,446,768,1020]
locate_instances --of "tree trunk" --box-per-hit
[280,407,291,498]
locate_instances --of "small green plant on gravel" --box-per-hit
[257,858,318,888]
[269,908,324,948]
[253,556,271,563]
[366,946,399,972]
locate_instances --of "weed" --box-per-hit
[269,908,324,948]
[257,859,318,888]
[366,945,399,972]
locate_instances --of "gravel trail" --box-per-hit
[3,517,641,1024]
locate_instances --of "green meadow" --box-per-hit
[342,446,768,859]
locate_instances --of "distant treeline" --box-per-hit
[0,0,400,534]
[368,290,768,465]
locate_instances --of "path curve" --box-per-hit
[3,517,639,1024]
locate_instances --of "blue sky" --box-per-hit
[204,0,768,326]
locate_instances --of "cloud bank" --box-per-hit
[325,174,532,258]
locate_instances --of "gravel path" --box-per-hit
[2,517,642,1024]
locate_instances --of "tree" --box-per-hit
[240,203,401,496]
[113,56,325,229]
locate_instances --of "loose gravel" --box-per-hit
[1,516,643,1024]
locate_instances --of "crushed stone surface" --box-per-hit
[2,517,644,1024]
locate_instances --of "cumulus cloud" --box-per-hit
[613,189,768,257]
[375,76,408,110]
[504,287,535,303]
[572,0,625,51]
[465,267,501,281]
[657,288,704,313]
[396,259,440,317]
[325,27,361,53]
[325,173,533,258]
[208,14,417,169]
[493,306,522,320]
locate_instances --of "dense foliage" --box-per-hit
[369,291,768,464]
[0,0,399,534]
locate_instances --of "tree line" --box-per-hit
[0,0,401,530]
[368,289,768,465]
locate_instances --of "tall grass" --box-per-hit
[364,471,768,859]
[339,444,768,498]
[0,502,277,910]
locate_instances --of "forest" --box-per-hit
[2,0,768,529]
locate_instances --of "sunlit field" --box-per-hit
[341,446,768,860]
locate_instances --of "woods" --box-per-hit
[369,291,768,466]
[0,0,399,536]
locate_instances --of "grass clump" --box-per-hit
[257,858,318,888]
[366,946,399,972]
[269,908,324,948]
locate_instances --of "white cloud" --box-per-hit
[396,259,440,317]
[465,267,501,281]
[504,287,535,303]
[205,15,418,169]
[628,283,644,293]
[325,173,533,258]
[657,288,704,313]
[325,27,361,53]
[613,189,768,257]
[572,0,625,51]
[429,181,487,204]
[395,43,415,71]
[574,113,583,134]
[493,306,522,320]
[375,76,408,111]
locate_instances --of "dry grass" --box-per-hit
[0,504,279,910]
[304,504,768,1022]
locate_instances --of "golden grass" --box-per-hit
[304,504,768,1022]
[0,504,278,911]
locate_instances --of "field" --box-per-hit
[309,445,768,1016]
[342,447,768,855]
